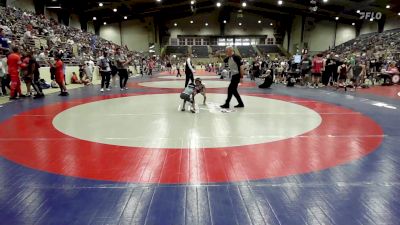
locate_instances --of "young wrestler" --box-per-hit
[194,78,206,105]
[180,83,196,113]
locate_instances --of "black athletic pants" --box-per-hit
[1,75,11,95]
[225,74,243,106]
[119,69,129,88]
[100,71,111,88]
[185,72,194,87]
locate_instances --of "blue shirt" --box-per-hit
[0,35,9,48]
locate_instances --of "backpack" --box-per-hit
[51,80,59,88]
[39,79,50,89]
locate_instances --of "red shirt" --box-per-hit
[7,53,21,76]
[55,59,64,79]
[312,57,324,74]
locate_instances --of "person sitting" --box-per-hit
[81,73,92,86]
[71,72,82,84]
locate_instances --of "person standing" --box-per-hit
[53,53,68,96]
[147,57,154,76]
[87,58,95,81]
[300,54,312,86]
[29,56,44,98]
[8,47,24,100]
[220,46,244,109]
[115,48,131,90]
[311,53,324,88]
[21,53,33,96]
[185,54,195,87]
[97,50,112,92]
[176,61,182,77]
[0,53,11,96]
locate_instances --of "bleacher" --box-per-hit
[257,45,282,55]
[210,45,226,54]
[0,6,135,66]
[332,29,400,57]
[165,46,189,55]
[237,46,256,58]
[191,46,209,58]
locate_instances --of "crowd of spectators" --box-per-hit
[0,6,165,99]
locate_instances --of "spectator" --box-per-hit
[8,46,24,100]
[97,50,112,92]
[115,47,131,90]
[0,53,11,96]
[0,28,10,50]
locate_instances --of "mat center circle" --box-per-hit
[52,93,322,148]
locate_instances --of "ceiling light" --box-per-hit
[124,16,127,20]
[174,23,177,26]
[99,2,103,7]
[190,20,194,24]
[93,17,97,20]
[216,2,221,7]
[278,0,283,5]
[242,2,247,7]
[191,0,195,5]
[156,0,161,2]
[103,22,107,25]
[370,18,373,21]
[386,5,390,9]
[238,22,242,26]
[356,10,360,13]
[205,22,208,26]
[352,22,355,26]
[398,12,400,16]
[323,0,328,2]
[113,8,117,12]
[223,20,227,24]
[335,16,339,20]
[270,23,273,26]
[258,20,262,24]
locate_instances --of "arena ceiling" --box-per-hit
[46,0,399,23]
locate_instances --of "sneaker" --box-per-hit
[234,104,244,108]
[220,104,229,109]
[33,94,44,99]
[100,88,104,92]
[124,87,128,90]
[181,108,186,112]
[120,88,124,91]
[106,88,111,91]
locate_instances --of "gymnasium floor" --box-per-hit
[0,70,399,225]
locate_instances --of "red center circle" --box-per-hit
[0,93,383,184]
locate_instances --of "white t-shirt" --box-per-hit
[88,60,95,73]
[0,58,7,77]
[23,30,32,43]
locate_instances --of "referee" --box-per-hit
[220,46,244,109]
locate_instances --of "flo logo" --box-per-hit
[359,12,383,20]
